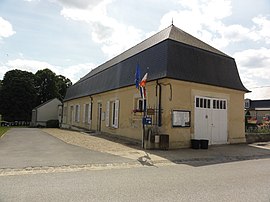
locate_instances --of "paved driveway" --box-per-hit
[0,128,132,169]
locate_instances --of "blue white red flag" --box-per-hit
[139,73,148,88]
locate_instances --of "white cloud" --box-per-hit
[60,0,144,58]
[234,48,270,99]
[56,0,100,9]
[234,48,270,70]
[0,66,9,81]
[245,88,270,100]
[6,59,55,73]
[159,0,233,49]
[252,15,270,44]
[62,63,96,82]
[0,17,15,40]
[1,59,95,83]
[158,0,270,100]
[159,0,270,50]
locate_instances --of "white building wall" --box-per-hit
[36,98,62,125]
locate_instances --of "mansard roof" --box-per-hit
[64,25,248,101]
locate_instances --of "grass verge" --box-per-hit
[0,127,10,138]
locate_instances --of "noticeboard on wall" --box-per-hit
[172,110,191,127]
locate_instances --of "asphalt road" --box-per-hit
[0,158,270,202]
[0,128,132,169]
[1,128,270,201]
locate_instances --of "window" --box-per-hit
[196,97,211,109]
[134,97,144,112]
[88,103,92,124]
[196,97,227,110]
[75,104,80,122]
[111,101,116,126]
[63,106,67,117]
[106,99,119,128]
[83,104,89,123]
[70,105,74,123]
[244,99,250,109]
[83,103,92,124]
[213,99,226,109]
[196,97,199,107]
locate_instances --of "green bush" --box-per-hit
[46,120,59,128]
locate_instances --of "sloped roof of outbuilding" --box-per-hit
[33,98,61,110]
[249,99,270,109]
[64,25,248,101]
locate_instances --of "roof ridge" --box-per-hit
[77,25,172,84]
[168,25,228,57]
[76,25,228,85]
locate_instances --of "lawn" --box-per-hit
[0,127,10,138]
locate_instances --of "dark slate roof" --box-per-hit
[250,99,270,109]
[64,25,248,101]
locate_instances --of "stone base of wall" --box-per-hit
[245,133,270,144]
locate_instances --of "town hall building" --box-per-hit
[62,25,248,149]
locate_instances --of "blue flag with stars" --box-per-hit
[135,63,141,89]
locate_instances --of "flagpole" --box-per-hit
[135,65,148,149]
[142,96,147,149]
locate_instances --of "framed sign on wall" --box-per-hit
[172,110,191,127]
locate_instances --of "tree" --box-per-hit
[56,75,72,101]
[0,70,37,121]
[35,68,59,104]
[34,69,72,104]
[0,68,72,121]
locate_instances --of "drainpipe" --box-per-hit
[89,96,93,130]
[156,80,162,127]
[60,103,64,128]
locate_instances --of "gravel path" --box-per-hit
[42,128,167,162]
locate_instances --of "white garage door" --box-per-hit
[194,96,228,145]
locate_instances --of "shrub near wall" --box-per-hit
[245,133,270,143]
[46,120,59,128]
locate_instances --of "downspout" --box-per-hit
[35,108,38,126]
[156,80,173,127]
[156,80,162,127]
[60,103,64,128]
[89,96,93,130]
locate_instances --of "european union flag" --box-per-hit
[135,63,141,89]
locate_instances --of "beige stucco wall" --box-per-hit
[63,78,246,148]
[160,79,246,148]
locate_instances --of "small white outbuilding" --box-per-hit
[31,98,62,127]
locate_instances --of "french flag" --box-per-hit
[139,73,148,88]
[139,73,147,99]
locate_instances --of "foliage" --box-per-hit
[35,68,59,104]
[35,69,72,104]
[56,75,72,101]
[46,119,59,128]
[0,68,72,122]
[0,70,37,121]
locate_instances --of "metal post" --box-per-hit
[142,98,147,149]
